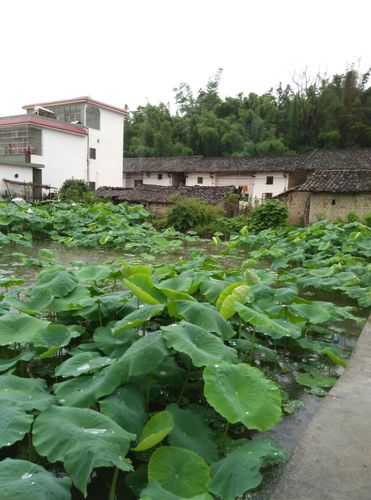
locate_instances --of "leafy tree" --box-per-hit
[124,66,371,158]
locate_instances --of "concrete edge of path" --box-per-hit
[271,313,371,500]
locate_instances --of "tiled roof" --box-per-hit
[123,155,306,173]
[298,170,371,193]
[0,115,87,136]
[96,185,234,204]
[300,149,371,170]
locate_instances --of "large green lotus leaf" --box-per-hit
[49,285,91,312]
[133,411,173,452]
[34,324,72,348]
[149,356,186,392]
[148,446,210,497]
[70,293,136,322]
[157,276,196,301]
[100,385,146,435]
[75,264,112,283]
[289,302,332,324]
[158,275,194,292]
[0,350,34,373]
[203,363,282,431]
[207,439,287,499]
[0,375,55,411]
[119,331,169,381]
[273,287,299,303]
[93,324,139,357]
[234,302,301,339]
[216,282,245,309]
[175,301,235,340]
[161,322,237,367]
[0,313,48,345]
[124,273,166,305]
[33,266,78,297]
[55,352,114,378]
[217,284,250,320]
[53,362,123,407]
[266,304,307,327]
[3,288,53,315]
[166,403,218,463]
[199,278,229,304]
[0,401,33,447]
[0,459,72,500]
[112,304,165,334]
[33,406,135,495]
[140,481,213,500]
[295,372,337,390]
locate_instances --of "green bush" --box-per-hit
[166,197,222,231]
[248,199,288,232]
[364,213,371,227]
[346,212,360,223]
[58,179,93,203]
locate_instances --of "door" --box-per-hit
[32,168,42,200]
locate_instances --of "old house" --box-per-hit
[277,149,371,224]
[96,185,235,216]
[0,97,127,199]
[122,155,305,204]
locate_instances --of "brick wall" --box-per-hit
[308,193,371,223]
[277,191,310,225]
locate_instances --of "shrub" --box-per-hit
[166,197,222,231]
[364,213,371,227]
[58,179,91,203]
[224,192,240,217]
[346,212,360,223]
[248,199,288,232]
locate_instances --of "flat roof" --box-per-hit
[22,96,128,115]
[0,115,87,136]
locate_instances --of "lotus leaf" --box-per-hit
[0,459,72,500]
[100,385,146,435]
[0,401,34,447]
[203,363,282,431]
[0,374,55,411]
[166,403,218,463]
[175,301,235,340]
[148,446,210,497]
[133,410,173,452]
[55,352,114,378]
[33,406,135,494]
[0,313,48,345]
[207,439,287,499]
[112,304,165,334]
[161,322,237,367]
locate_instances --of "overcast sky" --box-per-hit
[1,0,369,116]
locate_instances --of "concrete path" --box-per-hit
[271,314,371,500]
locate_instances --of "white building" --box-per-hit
[0,97,126,199]
[123,155,306,204]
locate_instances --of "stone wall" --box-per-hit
[277,191,310,225]
[308,193,371,223]
[146,202,170,217]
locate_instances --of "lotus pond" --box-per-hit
[0,200,370,499]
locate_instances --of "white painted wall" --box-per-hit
[124,174,144,188]
[142,173,172,186]
[88,108,124,187]
[251,172,288,200]
[32,129,87,188]
[215,173,253,189]
[185,172,214,186]
[0,164,34,197]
